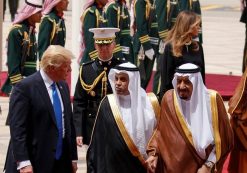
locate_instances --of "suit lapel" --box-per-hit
[35,72,57,126]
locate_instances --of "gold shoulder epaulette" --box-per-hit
[89,7,95,13]
[9,24,22,34]
[12,24,22,28]
[104,1,117,12]
[41,15,54,23]
[80,7,94,23]
[113,5,118,11]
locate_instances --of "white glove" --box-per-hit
[145,48,155,60]
[159,40,165,54]
[138,45,145,60]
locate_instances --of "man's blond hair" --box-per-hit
[40,45,74,71]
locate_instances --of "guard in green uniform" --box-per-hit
[38,0,69,59]
[1,0,42,95]
[73,28,123,146]
[133,0,159,92]
[79,0,108,63]
[104,0,134,63]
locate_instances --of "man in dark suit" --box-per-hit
[4,45,78,173]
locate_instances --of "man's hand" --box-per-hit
[197,164,211,173]
[76,136,83,147]
[145,155,158,173]
[72,162,78,173]
[20,165,33,173]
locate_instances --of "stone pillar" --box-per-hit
[71,0,85,95]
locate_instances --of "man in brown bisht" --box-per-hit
[228,68,247,173]
[146,63,233,173]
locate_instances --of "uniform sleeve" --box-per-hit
[7,28,23,85]
[38,17,53,59]
[9,82,30,161]
[73,76,88,137]
[155,0,168,40]
[83,9,97,60]
[105,4,118,28]
[134,0,152,51]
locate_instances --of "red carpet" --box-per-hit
[146,72,241,101]
[0,71,242,100]
[205,74,241,101]
[0,71,8,96]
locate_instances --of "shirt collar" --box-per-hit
[40,69,54,88]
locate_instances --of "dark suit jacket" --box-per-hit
[5,71,77,173]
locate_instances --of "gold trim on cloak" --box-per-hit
[87,95,106,146]
[173,89,222,170]
[146,93,160,154]
[229,72,247,114]
[147,92,160,120]
[107,94,146,166]
[209,89,222,172]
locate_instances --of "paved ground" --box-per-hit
[0,0,242,172]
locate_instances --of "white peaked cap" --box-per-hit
[89,27,120,39]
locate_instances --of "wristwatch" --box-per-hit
[204,161,214,169]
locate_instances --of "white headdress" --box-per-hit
[108,62,156,159]
[13,0,42,24]
[172,63,214,159]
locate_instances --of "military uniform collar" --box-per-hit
[49,9,64,19]
[97,57,113,67]
[97,58,112,66]
[21,20,36,31]
[95,1,104,9]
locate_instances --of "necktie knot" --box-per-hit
[51,82,56,90]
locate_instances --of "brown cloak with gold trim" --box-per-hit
[147,89,233,173]
[228,68,247,173]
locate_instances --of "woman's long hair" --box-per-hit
[166,11,201,57]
